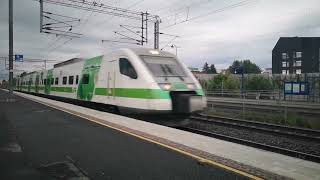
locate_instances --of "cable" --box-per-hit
[163,0,257,29]
[46,38,73,57]
[160,0,214,20]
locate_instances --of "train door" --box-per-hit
[78,69,96,101]
[35,74,40,93]
[28,77,32,92]
[77,56,103,101]
[107,60,117,100]
[45,69,53,95]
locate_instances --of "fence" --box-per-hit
[198,73,320,103]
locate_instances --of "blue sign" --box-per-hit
[15,54,23,62]
[284,82,309,95]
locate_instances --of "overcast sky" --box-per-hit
[1,0,320,79]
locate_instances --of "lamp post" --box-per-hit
[170,44,180,56]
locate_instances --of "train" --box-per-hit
[14,48,206,114]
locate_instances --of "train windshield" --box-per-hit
[140,56,186,77]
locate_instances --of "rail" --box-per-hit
[172,114,320,163]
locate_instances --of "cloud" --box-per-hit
[0,0,320,78]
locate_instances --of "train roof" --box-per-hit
[54,58,84,68]
[126,48,176,57]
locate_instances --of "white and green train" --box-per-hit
[14,48,206,114]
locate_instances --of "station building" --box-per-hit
[272,37,320,74]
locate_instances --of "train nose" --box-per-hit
[170,91,206,113]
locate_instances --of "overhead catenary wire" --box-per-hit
[101,0,146,45]
[38,0,157,20]
[43,0,99,58]
[163,0,257,29]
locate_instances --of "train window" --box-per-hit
[69,76,74,85]
[63,76,67,85]
[76,75,79,84]
[119,58,137,79]
[55,77,59,85]
[82,74,89,84]
[140,56,186,77]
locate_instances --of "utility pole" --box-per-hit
[154,17,160,49]
[9,0,13,94]
[141,13,144,46]
[40,0,43,33]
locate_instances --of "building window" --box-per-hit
[294,60,301,67]
[55,77,59,85]
[68,76,74,85]
[63,76,67,85]
[282,61,287,67]
[282,70,289,75]
[44,79,47,85]
[282,61,290,68]
[293,52,302,58]
[51,78,54,85]
[295,69,301,74]
[282,53,288,59]
[82,74,89,84]
[76,75,79,84]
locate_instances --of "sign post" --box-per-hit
[14,54,23,62]
[284,81,309,100]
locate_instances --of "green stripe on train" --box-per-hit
[18,85,204,99]
[50,86,74,93]
[95,88,171,99]
[196,89,204,96]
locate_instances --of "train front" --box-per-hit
[137,49,207,114]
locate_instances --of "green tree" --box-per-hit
[202,62,210,73]
[206,74,240,91]
[228,60,261,74]
[209,64,217,74]
[245,76,273,90]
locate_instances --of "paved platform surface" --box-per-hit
[17,91,320,179]
[4,89,320,180]
[0,89,247,180]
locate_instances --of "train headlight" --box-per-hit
[187,83,196,90]
[159,83,172,91]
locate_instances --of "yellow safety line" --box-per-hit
[16,92,263,180]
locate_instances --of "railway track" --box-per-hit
[173,114,320,163]
[176,126,320,163]
[191,114,320,142]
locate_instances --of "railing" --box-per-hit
[204,89,320,103]
[205,90,281,99]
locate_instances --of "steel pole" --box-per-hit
[9,0,13,94]
[154,17,159,49]
[40,0,43,33]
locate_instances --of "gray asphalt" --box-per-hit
[0,90,248,180]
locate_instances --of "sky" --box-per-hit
[0,0,320,79]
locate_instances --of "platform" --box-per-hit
[0,89,248,180]
[2,89,320,179]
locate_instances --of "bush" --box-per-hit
[205,74,240,91]
[245,76,273,90]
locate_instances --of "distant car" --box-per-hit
[14,48,207,114]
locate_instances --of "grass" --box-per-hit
[205,109,319,130]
